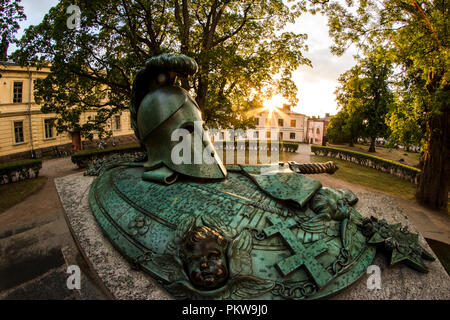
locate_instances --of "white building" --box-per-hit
[213,107,308,142]
[306,114,330,145]
[254,109,308,142]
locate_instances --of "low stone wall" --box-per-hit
[0,160,42,185]
[311,145,420,184]
[81,134,138,151]
[71,144,143,168]
[213,141,300,152]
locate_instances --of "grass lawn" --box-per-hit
[311,155,417,201]
[0,177,48,214]
[328,143,421,167]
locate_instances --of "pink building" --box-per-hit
[307,114,330,145]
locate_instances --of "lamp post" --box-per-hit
[27,64,35,158]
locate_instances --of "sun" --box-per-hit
[245,94,290,119]
[263,95,287,112]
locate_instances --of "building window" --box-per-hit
[265,118,270,126]
[255,117,260,126]
[14,121,24,143]
[266,131,271,139]
[279,132,283,141]
[291,119,296,127]
[254,131,259,139]
[44,119,54,139]
[290,132,296,139]
[278,119,284,127]
[316,128,320,135]
[114,115,121,130]
[13,82,23,103]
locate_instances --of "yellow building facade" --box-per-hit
[0,63,135,161]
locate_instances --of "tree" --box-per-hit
[0,0,25,61]
[387,105,424,152]
[316,0,449,209]
[326,110,351,144]
[327,106,364,147]
[333,50,394,152]
[387,66,427,152]
[12,0,311,141]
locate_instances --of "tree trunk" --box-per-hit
[71,130,82,151]
[416,108,449,209]
[0,35,8,61]
[368,137,376,152]
[349,139,354,147]
[196,74,209,111]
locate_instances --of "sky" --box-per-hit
[12,0,357,118]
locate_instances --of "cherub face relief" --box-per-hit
[182,226,229,290]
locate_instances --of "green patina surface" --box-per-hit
[89,163,380,299]
[87,53,434,300]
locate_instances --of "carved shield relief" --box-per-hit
[90,165,376,299]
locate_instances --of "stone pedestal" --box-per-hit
[55,172,450,300]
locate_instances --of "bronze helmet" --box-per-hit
[129,54,227,182]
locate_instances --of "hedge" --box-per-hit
[71,143,143,168]
[311,145,421,183]
[0,159,42,184]
[71,140,300,168]
[213,140,300,152]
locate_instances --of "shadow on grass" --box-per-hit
[0,177,48,214]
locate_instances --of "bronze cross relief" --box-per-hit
[263,215,333,288]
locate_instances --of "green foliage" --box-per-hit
[0,159,42,176]
[314,0,449,208]
[311,145,421,176]
[0,0,25,60]
[12,0,312,137]
[332,48,394,150]
[386,101,425,151]
[71,143,142,167]
[327,107,362,145]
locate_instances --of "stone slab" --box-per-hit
[55,172,450,300]
[55,172,171,300]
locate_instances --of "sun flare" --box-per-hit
[263,95,287,112]
[245,94,290,120]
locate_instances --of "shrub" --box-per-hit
[0,159,42,175]
[71,143,143,168]
[0,159,42,184]
[311,145,421,178]
[213,140,299,151]
[71,141,300,168]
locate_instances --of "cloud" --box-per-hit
[9,0,59,53]
[284,12,358,116]
[18,0,59,35]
